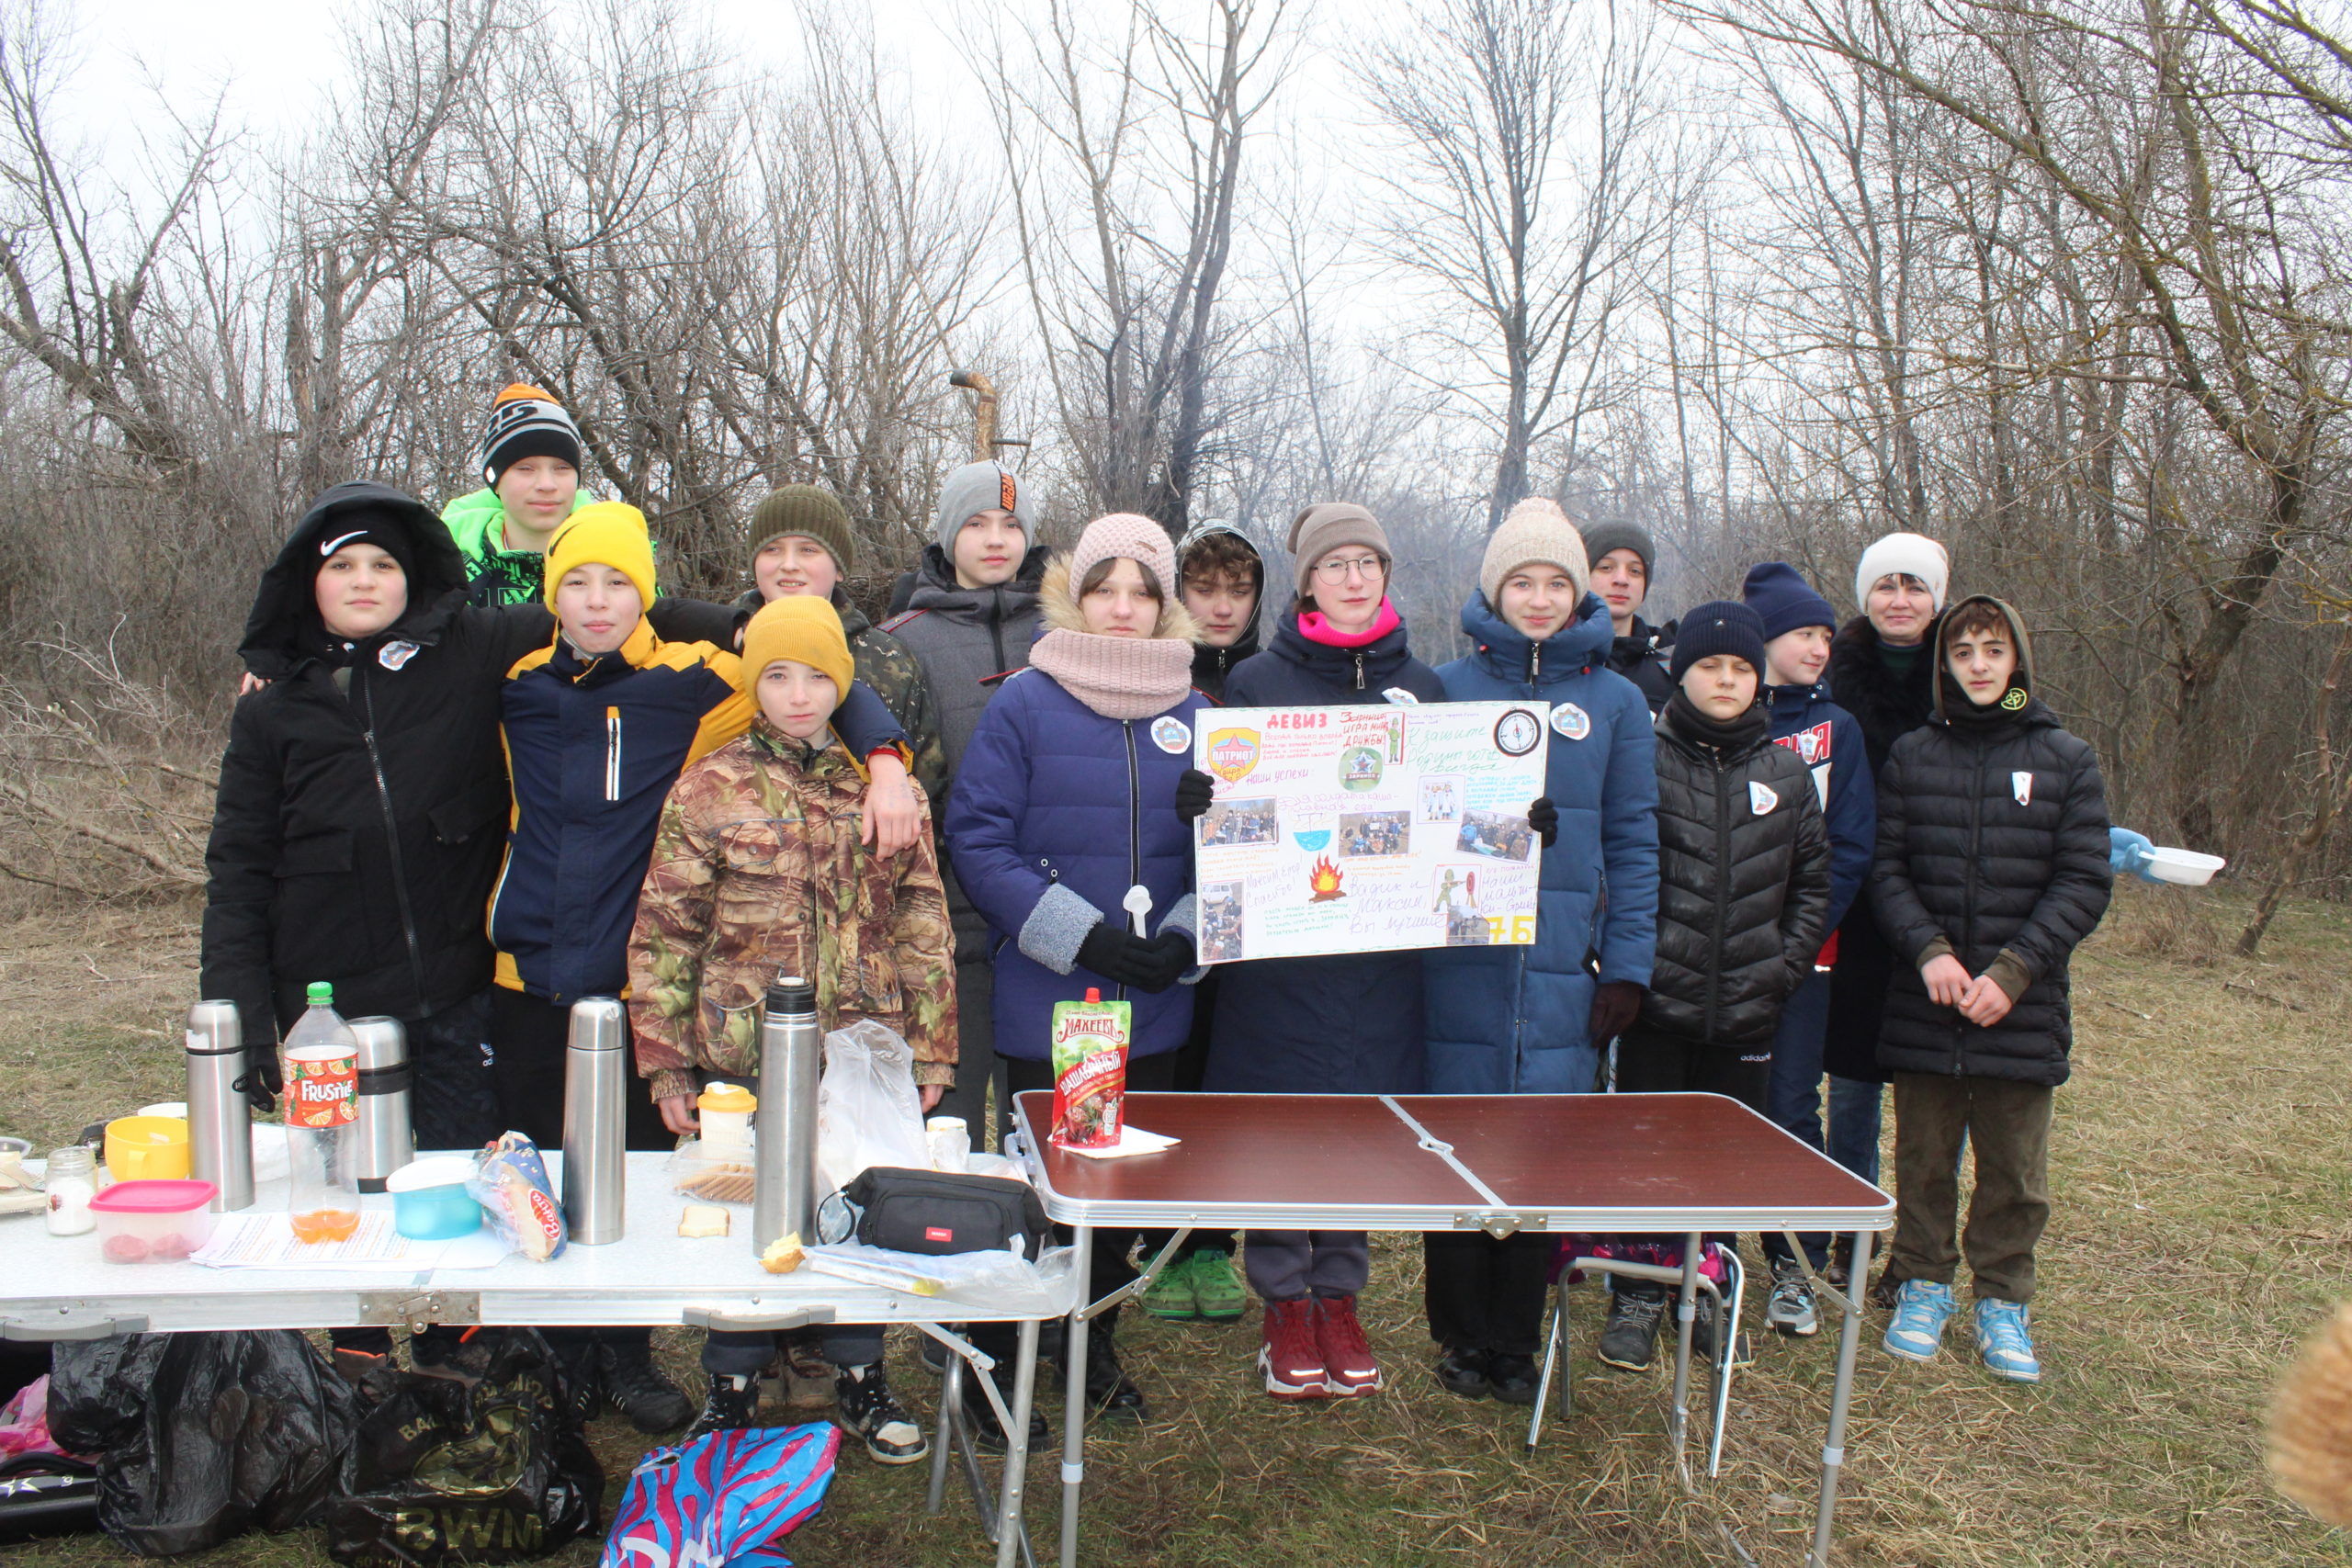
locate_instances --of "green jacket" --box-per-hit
[735,586,947,807]
[441,488,594,606]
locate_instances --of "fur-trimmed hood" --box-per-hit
[1039,554,1202,644]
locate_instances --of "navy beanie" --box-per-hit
[1741,561,1838,642]
[1669,601,1768,682]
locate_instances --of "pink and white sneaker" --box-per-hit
[1258,1298,1329,1399]
[1315,1294,1384,1396]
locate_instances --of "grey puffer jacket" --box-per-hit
[1642,694,1831,1046]
[879,542,1049,813]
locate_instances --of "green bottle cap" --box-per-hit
[306,982,334,1007]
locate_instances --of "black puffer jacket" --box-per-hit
[203,484,548,1050]
[1871,598,2113,1086]
[1642,695,1831,1047]
[1608,614,1676,714]
[1821,610,1943,1082]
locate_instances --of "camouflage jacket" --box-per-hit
[626,718,957,1102]
[735,588,946,804]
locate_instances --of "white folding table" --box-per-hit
[1015,1090,1893,1568]
[0,1150,1072,1568]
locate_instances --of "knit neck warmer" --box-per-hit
[1665,689,1770,752]
[1298,598,1400,649]
[1030,627,1195,720]
[1938,671,2030,733]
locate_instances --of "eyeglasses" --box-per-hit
[1311,555,1387,584]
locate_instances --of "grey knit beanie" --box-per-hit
[1285,502,1391,600]
[933,460,1037,555]
[1581,520,1657,581]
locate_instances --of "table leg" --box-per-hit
[1810,1228,1872,1568]
[1667,1231,1702,1480]
[1058,1224,1094,1568]
[930,1339,965,1515]
[993,1315,1042,1568]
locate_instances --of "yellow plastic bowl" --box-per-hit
[105,1115,191,1180]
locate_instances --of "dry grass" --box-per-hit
[7,881,2352,1566]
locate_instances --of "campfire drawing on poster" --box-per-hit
[1192,702,1546,963]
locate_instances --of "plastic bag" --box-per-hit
[600,1424,839,1568]
[469,1133,568,1261]
[813,1020,926,1194]
[48,1329,360,1555]
[325,1328,600,1566]
[0,1375,74,1460]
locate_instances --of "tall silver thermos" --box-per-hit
[752,975,821,1256]
[184,1000,254,1213]
[347,1017,414,1192]
[561,997,628,1245]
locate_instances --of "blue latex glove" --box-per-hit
[2109,826,2160,883]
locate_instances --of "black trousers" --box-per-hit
[1423,1231,1556,1356]
[486,987,672,1359]
[1609,1023,1774,1283]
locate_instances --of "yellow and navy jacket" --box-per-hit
[492,620,750,1004]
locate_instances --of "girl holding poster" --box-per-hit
[1204,502,1448,1404]
[1420,500,1660,1403]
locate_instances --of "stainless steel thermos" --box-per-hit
[752,975,821,1256]
[346,1017,414,1192]
[561,997,628,1245]
[184,999,254,1213]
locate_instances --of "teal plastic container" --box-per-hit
[385,1156,482,1240]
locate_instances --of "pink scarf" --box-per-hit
[1298,599,1401,649]
[1029,627,1195,720]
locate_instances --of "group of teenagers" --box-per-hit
[199,380,2146,1478]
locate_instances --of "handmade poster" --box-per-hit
[1192,701,1548,963]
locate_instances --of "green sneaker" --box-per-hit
[1188,1248,1247,1322]
[1140,1252,1201,1320]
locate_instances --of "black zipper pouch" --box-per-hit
[838,1168,1052,1257]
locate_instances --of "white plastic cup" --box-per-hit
[926,1116,970,1174]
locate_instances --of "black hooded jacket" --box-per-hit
[1820,609,1945,1082]
[1642,696,1831,1046]
[1608,614,1675,714]
[203,482,737,1051]
[1870,598,2113,1085]
[1177,521,1266,702]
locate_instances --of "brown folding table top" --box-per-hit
[1014,1090,1892,1234]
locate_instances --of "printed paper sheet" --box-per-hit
[1192,701,1548,962]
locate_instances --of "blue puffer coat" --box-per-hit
[1423,592,1659,1093]
[1204,606,1448,1095]
[1763,681,1875,936]
[944,661,1211,1064]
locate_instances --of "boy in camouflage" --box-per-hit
[628,594,956,1461]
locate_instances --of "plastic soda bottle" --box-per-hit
[282,981,361,1244]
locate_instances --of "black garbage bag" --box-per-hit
[324,1328,601,1566]
[48,1329,360,1556]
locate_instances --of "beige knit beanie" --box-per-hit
[1479,498,1589,607]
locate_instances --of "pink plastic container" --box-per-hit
[87,1179,218,1263]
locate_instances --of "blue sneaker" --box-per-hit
[1883,1280,1958,1362]
[1973,1298,2041,1383]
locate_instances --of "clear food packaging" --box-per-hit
[88,1178,218,1262]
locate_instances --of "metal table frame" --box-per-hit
[0,1150,1069,1568]
[1014,1090,1892,1568]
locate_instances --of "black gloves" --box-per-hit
[1175,768,1216,824]
[1076,923,1195,993]
[1528,796,1558,847]
[1589,979,1645,1044]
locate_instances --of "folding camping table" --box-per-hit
[0,1150,1071,1568]
[1014,1090,1893,1568]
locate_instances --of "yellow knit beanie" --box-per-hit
[543,502,657,610]
[741,595,854,699]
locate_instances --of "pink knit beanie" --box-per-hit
[1069,513,1179,602]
